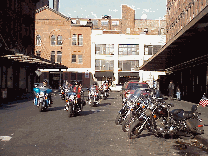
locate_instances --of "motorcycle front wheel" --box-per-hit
[68,104,73,117]
[115,113,124,125]
[122,114,135,132]
[39,102,43,112]
[128,120,145,139]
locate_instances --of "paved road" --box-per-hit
[0,91,208,155]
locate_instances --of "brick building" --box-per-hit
[0,0,65,102]
[72,5,166,36]
[35,6,92,88]
[141,0,208,103]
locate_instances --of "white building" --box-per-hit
[91,30,166,86]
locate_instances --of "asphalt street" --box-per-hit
[0,91,208,155]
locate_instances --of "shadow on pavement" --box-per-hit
[98,103,111,107]
[0,92,34,110]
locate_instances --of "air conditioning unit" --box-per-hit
[131,68,135,71]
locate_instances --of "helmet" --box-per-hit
[93,82,97,85]
[43,79,48,83]
[74,82,78,85]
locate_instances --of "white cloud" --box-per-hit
[141,14,147,19]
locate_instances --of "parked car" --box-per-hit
[110,84,123,92]
[121,81,150,101]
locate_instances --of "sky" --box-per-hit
[49,0,166,20]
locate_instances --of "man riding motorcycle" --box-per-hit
[73,82,82,111]
[42,79,53,106]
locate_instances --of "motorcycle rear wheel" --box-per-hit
[128,120,144,139]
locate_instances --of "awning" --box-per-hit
[140,5,208,72]
[1,52,68,69]
[119,72,139,77]
[95,71,114,77]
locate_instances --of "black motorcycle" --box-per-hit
[64,91,86,117]
[128,98,204,139]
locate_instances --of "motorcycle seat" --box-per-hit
[171,109,184,115]
[183,111,194,119]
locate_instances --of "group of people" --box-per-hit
[168,80,181,101]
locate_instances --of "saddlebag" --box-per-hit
[186,119,204,134]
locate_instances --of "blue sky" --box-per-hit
[49,0,166,20]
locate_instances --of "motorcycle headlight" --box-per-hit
[40,92,44,97]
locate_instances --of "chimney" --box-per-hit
[53,0,59,12]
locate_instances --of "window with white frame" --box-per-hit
[101,20,108,26]
[95,59,114,71]
[118,60,139,71]
[78,55,83,63]
[144,45,153,55]
[78,34,83,46]
[57,51,62,63]
[51,51,55,63]
[36,35,41,46]
[51,35,56,45]
[118,44,139,55]
[57,35,62,45]
[95,44,114,55]
[112,21,119,26]
[72,34,77,45]
[72,54,76,63]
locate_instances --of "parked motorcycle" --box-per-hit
[128,96,204,139]
[33,83,53,112]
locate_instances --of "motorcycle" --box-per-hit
[33,84,53,112]
[64,90,86,117]
[128,96,204,139]
[88,87,100,107]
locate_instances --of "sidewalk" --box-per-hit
[165,98,208,147]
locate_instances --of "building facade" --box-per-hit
[141,0,208,103]
[0,0,56,102]
[91,31,166,86]
[35,6,92,88]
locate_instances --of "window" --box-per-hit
[36,51,41,57]
[51,51,55,63]
[118,44,139,55]
[72,54,76,63]
[72,34,77,45]
[51,35,56,45]
[57,35,62,45]
[126,28,130,34]
[72,34,83,46]
[78,34,83,46]
[144,45,153,55]
[118,60,139,71]
[36,35,41,46]
[101,20,108,26]
[57,51,62,63]
[92,20,98,26]
[112,21,119,26]
[78,55,83,63]
[71,73,76,80]
[95,44,114,55]
[95,59,114,71]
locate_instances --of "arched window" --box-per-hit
[36,35,41,46]
[57,35,62,45]
[51,35,56,45]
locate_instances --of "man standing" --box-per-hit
[168,80,175,100]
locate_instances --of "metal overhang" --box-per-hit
[118,71,139,77]
[1,52,68,69]
[95,71,114,77]
[140,5,208,72]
